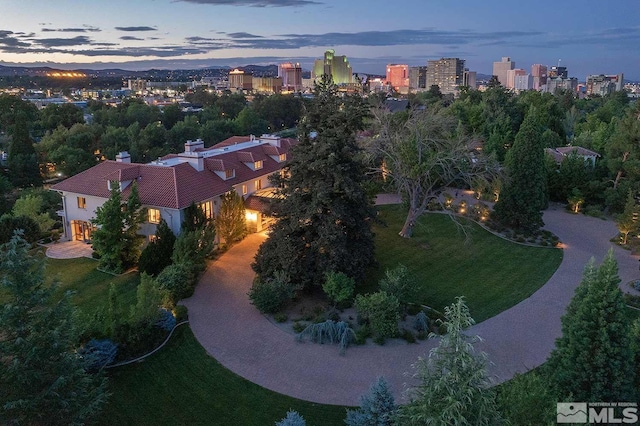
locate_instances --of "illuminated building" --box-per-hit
[426,58,465,95]
[386,64,409,91]
[229,69,253,91]
[312,49,353,85]
[549,66,568,79]
[278,62,303,92]
[252,76,283,94]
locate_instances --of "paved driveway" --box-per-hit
[183,205,638,406]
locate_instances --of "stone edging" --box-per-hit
[104,320,189,369]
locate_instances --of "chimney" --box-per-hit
[116,151,131,163]
[184,138,205,153]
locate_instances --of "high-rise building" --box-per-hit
[463,69,476,89]
[549,66,568,79]
[229,69,253,91]
[506,69,526,89]
[426,58,465,95]
[514,74,533,91]
[252,76,283,94]
[492,57,515,86]
[546,77,577,93]
[531,64,548,91]
[278,62,303,92]
[312,49,353,85]
[386,64,409,91]
[586,74,624,96]
[409,66,427,90]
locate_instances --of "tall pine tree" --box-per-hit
[215,190,246,248]
[252,76,375,288]
[7,113,41,188]
[0,233,108,424]
[492,107,547,234]
[548,250,635,402]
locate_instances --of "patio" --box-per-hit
[45,240,95,259]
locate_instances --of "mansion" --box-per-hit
[51,134,296,242]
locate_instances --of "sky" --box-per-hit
[0,0,638,80]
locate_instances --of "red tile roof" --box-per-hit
[51,138,296,210]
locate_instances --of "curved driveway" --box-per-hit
[183,203,639,406]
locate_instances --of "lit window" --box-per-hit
[148,235,157,243]
[199,201,213,220]
[242,184,247,195]
[148,208,161,224]
[279,153,287,162]
[225,169,235,179]
[77,197,86,209]
[255,179,262,190]
[254,160,263,170]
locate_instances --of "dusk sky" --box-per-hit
[0,0,638,80]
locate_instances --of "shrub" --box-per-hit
[414,311,429,332]
[379,264,415,305]
[273,313,288,323]
[322,271,355,306]
[400,328,416,343]
[276,410,306,426]
[155,308,177,331]
[248,271,298,314]
[0,215,40,244]
[354,324,371,345]
[292,321,306,333]
[78,339,118,372]
[355,291,400,340]
[173,305,188,321]
[138,219,175,276]
[156,263,196,304]
[296,320,355,354]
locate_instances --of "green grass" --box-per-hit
[100,325,348,426]
[367,205,564,322]
[43,255,139,315]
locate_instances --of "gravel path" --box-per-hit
[183,201,638,406]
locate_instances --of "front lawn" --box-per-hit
[44,255,139,314]
[368,205,564,322]
[100,325,347,426]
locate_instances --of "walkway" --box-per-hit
[183,202,638,406]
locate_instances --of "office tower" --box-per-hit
[506,69,526,89]
[463,69,476,88]
[492,57,515,86]
[409,66,427,90]
[426,58,465,95]
[229,69,253,91]
[386,64,409,90]
[531,64,547,90]
[549,66,568,79]
[312,49,353,85]
[252,76,283,94]
[278,62,303,92]
[546,77,577,93]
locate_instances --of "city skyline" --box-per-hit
[0,0,638,79]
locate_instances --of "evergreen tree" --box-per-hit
[492,108,547,234]
[275,410,306,426]
[138,218,176,276]
[7,114,41,188]
[91,182,145,273]
[215,190,246,248]
[398,297,500,425]
[0,233,109,424]
[252,76,375,288]
[548,250,635,402]
[345,376,397,426]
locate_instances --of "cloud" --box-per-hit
[176,0,321,6]
[115,26,157,32]
[41,26,101,33]
[513,26,640,49]
[0,30,31,48]
[120,36,145,41]
[33,36,94,47]
[227,32,263,39]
